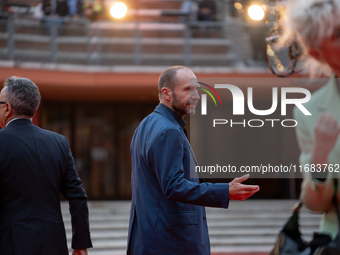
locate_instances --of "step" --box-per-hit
[59,200,322,254]
[0,33,232,46]
[0,48,235,65]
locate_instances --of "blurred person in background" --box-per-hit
[42,0,66,34]
[83,0,103,21]
[42,0,84,34]
[68,0,83,18]
[198,0,217,21]
[0,77,92,255]
[43,0,69,17]
[43,0,83,20]
[181,0,199,22]
[0,0,12,18]
[282,0,340,241]
[33,2,44,20]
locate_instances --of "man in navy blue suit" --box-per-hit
[127,66,260,255]
[0,77,92,255]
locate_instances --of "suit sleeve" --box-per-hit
[149,128,229,208]
[294,107,334,213]
[60,137,93,249]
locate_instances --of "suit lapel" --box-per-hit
[181,129,205,183]
[154,105,204,182]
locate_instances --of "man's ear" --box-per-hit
[309,47,326,63]
[161,87,172,101]
[4,103,13,118]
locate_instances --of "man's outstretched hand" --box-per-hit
[228,174,260,201]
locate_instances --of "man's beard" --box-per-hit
[171,93,196,116]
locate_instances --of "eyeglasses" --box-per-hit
[0,101,12,108]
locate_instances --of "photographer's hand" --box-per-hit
[312,112,340,165]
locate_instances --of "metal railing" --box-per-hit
[0,13,268,67]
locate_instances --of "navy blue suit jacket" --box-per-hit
[127,104,229,255]
[0,119,92,255]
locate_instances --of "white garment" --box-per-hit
[181,0,199,21]
[32,3,44,19]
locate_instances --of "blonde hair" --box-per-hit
[279,0,340,76]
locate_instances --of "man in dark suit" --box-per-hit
[127,66,260,255]
[0,77,92,255]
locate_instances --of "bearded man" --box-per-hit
[127,66,259,255]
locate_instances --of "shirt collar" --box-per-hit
[6,117,32,127]
[157,103,186,130]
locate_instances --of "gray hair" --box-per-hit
[158,66,193,99]
[280,0,340,76]
[3,77,41,117]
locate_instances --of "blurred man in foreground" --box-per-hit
[127,66,260,255]
[281,0,340,244]
[0,77,92,255]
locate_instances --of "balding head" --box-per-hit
[158,66,193,99]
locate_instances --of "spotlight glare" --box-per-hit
[110,2,127,19]
[234,2,243,10]
[248,5,265,21]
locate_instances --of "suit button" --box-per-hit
[203,216,206,221]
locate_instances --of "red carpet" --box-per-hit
[213,254,268,255]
